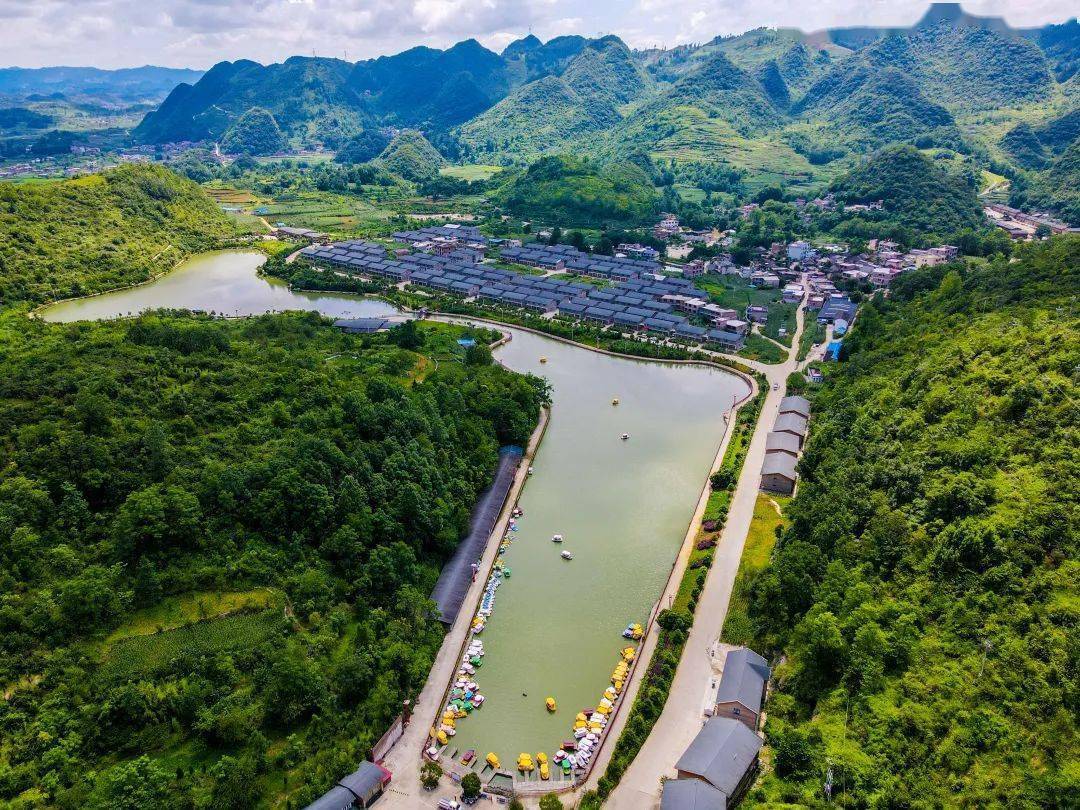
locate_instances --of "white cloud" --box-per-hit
[0,0,1073,69]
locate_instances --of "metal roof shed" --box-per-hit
[716,647,771,717]
[675,717,762,798]
[660,778,727,810]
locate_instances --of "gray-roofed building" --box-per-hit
[714,647,771,731]
[764,431,800,458]
[674,323,708,341]
[304,761,390,809]
[773,413,808,446]
[661,778,727,810]
[675,717,762,803]
[760,453,798,494]
[778,395,811,418]
[333,318,391,334]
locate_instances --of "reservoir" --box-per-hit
[38,250,399,323]
[37,249,750,767]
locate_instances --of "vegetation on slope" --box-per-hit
[333,129,391,165]
[0,164,236,304]
[745,237,1079,806]
[560,37,653,107]
[0,310,546,808]
[457,75,620,162]
[827,144,984,240]
[375,129,445,181]
[219,106,287,156]
[1013,138,1080,225]
[493,154,658,227]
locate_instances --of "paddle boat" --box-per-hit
[546,696,557,712]
[621,433,630,441]
[561,550,574,560]
[486,752,500,769]
[612,397,619,406]
[540,356,547,364]
[552,533,563,543]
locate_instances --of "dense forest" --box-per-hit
[744,237,1079,806]
[0,310,545,808]
[493,154,659,227]
[0,164,237,305]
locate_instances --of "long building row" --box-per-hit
[298,241,749,350]
[500,242,662,281]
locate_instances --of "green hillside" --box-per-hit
[375,129,445,181]
[457,75,620,162]
[132,57,367,149]
[219,106,286,155]
[599,51,783,164]
[493,154,658,227]
[862,24,1054,113]
[0,308,544,808]
[1017,139,1080,224]
[560,37,653,107]
[333,128,391,164]
[746,236,1079,807]
[829,145,983,239]
[794,64,961,151]
[0,164,236,304]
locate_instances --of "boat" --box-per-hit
[546,697,557,712]
[540,762,550,780]
[612,397,619,406]
[621,433,630,441]
[552,534,563,543]
[528,466,534,475]
[561,550,574,560]
[461,749,475,765]
[540,357,547,363]
[486,752,500,769]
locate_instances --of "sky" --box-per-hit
[0,0,1075,70]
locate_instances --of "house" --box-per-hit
[305,761,391,810]
[660,778,729,810]
[714,647,771,731]
[750,272,780,289]
[773,413,808,446]
[765,431,800,458]
[760,453,798,494]
[675,717,762,804]
[787,240,811,262]
[332,318,391,334]
[818,295,857,324]
[833,318,849,336]
[807,367,824,384]
[778,395,810,419]
[745,305,768,324]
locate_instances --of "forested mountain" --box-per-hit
[0,308,545,808]
[458,75,621,162]
[492,154,659,227]
[0,163,547,808]
[745,237,1079,807]
[219,106,286,156]
[375,129,445,181]
[828,145,984,240]
[0,164,236,304]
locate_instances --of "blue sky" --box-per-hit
[0,1,1074,69]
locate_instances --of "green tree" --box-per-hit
[420,760,443,790]
[461,771,482,801]
[539,794,564,810]
[88,756,176,810]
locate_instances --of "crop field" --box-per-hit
[100,609,284,681]
[695,274,780,309]
[763,301,798,345]
[720,493,789,645]
[440,164,505,181]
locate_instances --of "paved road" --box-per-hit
[602,290,809,808]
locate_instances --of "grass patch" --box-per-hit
[105,588,281,646]
[101,610,284,681]
[721,494,789,646]
[796,319,826,362]
[695,274,780,310]
[440,164,504,181]
[740,333,787,364]
[763,302,798,346]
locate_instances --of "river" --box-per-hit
[37,249,750,768]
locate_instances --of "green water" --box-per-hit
[36,250,749,767]
[38,250,400,322]
[447,329,748,766]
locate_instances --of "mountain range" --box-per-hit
[0,65,203,104]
